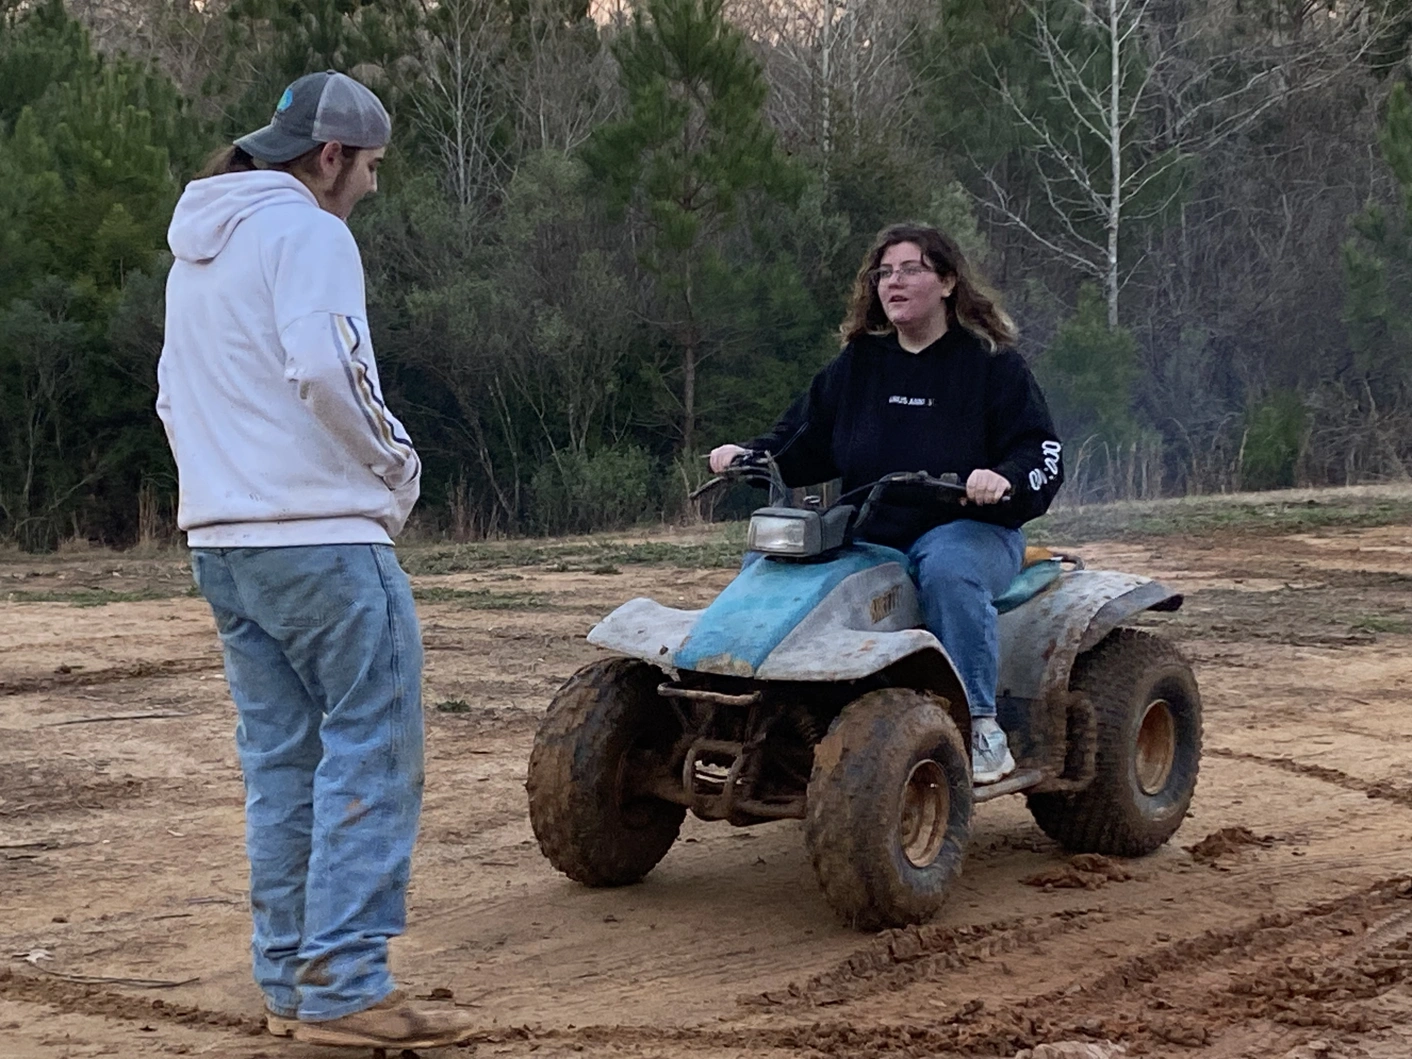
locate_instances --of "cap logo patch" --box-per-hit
[276,87,294,113]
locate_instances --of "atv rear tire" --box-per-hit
[527,657,685,886]
[1027,629,1201,856]
[805,688,972,931]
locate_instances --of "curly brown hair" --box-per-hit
[840,223,1018,352]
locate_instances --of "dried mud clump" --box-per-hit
[1022,854,1134,890]
[1185,826,1277,864]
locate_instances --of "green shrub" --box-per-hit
[1242,390,1306,490]
[1036,284,1140,446]
[530,444,657,534]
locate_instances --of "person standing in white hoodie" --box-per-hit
[157,71,475,1050]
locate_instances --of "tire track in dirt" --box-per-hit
[1348,905,1412,958]
[0,967,263,1035]
[1068,880,1407,1002]
[731,875,1412,1056]
[1025,874,1412,1047]
[5,878,1410,1056]
[1208,747,1412,809]
[0,657,222,697]
[519,878,1412,1057]
[739,908,1102,1011]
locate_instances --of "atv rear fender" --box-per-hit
[996,570,1183,705]
[994,570,1182,781]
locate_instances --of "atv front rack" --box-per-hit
[644,681,1058,820]
[641,683,810,822]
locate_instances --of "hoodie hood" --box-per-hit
[168,171,318,264]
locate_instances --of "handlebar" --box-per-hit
[692,456,1011,540]
[850,471,975,535]
[688,450,789,505]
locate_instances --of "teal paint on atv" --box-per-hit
[994,559,1064,615]
[673,542,910,675]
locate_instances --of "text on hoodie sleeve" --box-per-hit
[986,350,1064,523]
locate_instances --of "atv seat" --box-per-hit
[1021,544,1056,570]
[993,546,1080,615]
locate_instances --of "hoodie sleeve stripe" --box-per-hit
[330,314,415,458]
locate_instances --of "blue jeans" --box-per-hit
[907,520,1024,718]
[190,545,424,1022]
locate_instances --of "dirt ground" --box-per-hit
[3,506,1411,1059]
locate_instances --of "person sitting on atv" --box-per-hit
[708,223,1064,785]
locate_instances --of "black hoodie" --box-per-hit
[744,328,1064,550]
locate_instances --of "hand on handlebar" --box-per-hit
[690,446,776,501]
[965,469,1012,505]
[708,444,751,474]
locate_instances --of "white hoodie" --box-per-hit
[157,171,421,547]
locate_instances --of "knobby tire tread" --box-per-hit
[527,657,685,886]
[1027,628,1202,856]
[805,688,972,932]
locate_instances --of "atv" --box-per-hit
[526,454,1201,930]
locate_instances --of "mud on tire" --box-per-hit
[804,688,972,931]
[1027,628,1201,856]
[527,657,685,886]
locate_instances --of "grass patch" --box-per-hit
[402,526,747,576]
[411,586,551,609]
[399,487,1412,573]
[434,698,473,713]
[1028,491,1412,545]
[3,587,192,606]
[1349,614,1412,635]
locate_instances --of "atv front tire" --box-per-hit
[1027,629,1201,856]
[804,688,972,931]
[527,657,685,886]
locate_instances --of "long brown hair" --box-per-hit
[194,143,359,182]
[840,223,1018,352]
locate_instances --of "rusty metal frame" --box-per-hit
[657,683,762,708]
[636,689,811,821]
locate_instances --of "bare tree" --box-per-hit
[509,1,621,155]
[406,0,513,210]
[983,0,1395,328]
[404,0,621,207]
[724,0,934,164]
[67,0,234,107]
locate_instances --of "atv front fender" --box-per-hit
[585,596,701,671]
[996,570,1182,704]
[586,596,957,684]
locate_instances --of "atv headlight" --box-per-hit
[748,511,812,555]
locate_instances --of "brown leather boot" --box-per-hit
[264,1009,297,1037]
[291,991,478,1049]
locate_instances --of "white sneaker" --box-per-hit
[971,717,1016,784]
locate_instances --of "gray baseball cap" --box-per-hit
[235,70,391,164]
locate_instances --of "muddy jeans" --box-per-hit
[907,519,1024,718]
[190,544,424,1022]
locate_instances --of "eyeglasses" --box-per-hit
[868,262,935,284]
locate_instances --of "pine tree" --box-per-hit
[584,0,802,458]
[0,0,198,548]
[1343,83,1412,396]
[0,0,92,130]
[213,0,420,137]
